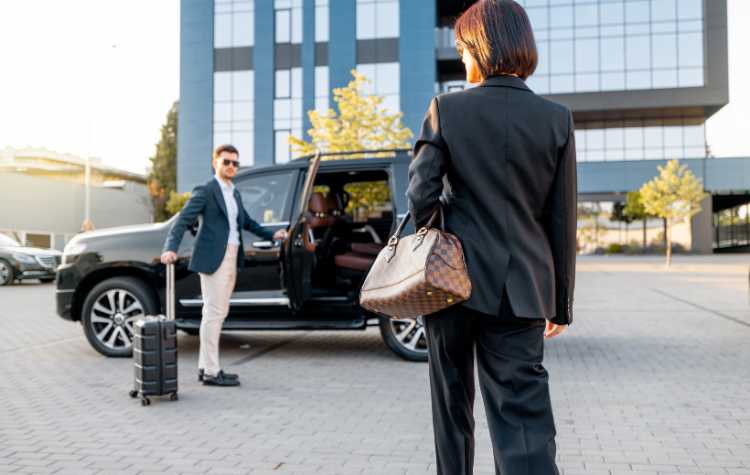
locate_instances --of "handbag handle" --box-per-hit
[387,206,444,252]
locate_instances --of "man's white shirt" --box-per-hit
[214,175,240,246]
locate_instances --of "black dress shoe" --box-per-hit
[199,369,238,382]
[202,372,240,387]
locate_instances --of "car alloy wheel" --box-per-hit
[0,260,13,286]
[380,315,428,362]
[89,289,144,351]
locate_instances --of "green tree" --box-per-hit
[623,190,651,249]
[610,201,633,244]
[289,70,413,215]
[166,191,191,217]
[289,69,412,157]
[639,159,707,266]
[147,101,178,222]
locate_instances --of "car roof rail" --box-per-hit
[292,148,412,161]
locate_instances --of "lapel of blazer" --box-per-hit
[210,178,229,219]
[233,188,244,229]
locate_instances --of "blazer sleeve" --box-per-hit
[407,97,449,229]
[241,207,275,240]
[546,111,578,325]
[163,185,208,253]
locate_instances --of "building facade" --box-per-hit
[0,148,153,250]
[179,0,745,252]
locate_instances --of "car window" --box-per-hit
[236,172,294,224]
[343,180,393,222]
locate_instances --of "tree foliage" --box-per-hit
[623,190,651,249]
[639,159,707,265]
[147,101,178,222]
[289,70,412,215]
[166,191,191,217]
[289,70,412,158]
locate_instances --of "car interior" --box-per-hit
[301,169,395,301]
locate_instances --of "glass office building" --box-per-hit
[179,0,736,251]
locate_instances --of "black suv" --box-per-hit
[55,151,426,361]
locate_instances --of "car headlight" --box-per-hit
[62,242,87,265]
[11,252,36,264]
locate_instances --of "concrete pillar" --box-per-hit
[178,0,215,192]
[399,0,436,138]
[254,1,275,167]
[690,194,714,254]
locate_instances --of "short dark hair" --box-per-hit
[213,144,239,161]
[455,0,538,80]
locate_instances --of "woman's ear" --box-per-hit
[462,49,483,84]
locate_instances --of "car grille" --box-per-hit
[36,256,60,269]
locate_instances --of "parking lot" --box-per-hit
[1,255,749,475]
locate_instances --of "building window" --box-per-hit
[575,118,705,163]
[274,68,303,164]
[355,62,400,113]
[518,0,705,94]
[356,0,400,112]
[274,0,303,164]
[214,71,255,165]
[315,66,330,113]
[275,0,303,44]
[214,0,254,48]
[315,0,329,43]
[356,0,399,40]
[214,1,255,165]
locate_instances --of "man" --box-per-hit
[161,144,287,387]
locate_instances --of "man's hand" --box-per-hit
[160,251,177,265]
[273,229,289,241]
[544,321,568,339]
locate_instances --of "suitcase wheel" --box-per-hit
[129,390,139,399]
[141,397,151,406]
[170,393,179,401]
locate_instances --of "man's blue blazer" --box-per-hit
[163,178,275,274]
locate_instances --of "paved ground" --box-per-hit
[1,255,749,475]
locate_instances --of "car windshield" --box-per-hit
[0,234,20,247]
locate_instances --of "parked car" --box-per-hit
[55,150,427,361]
[0,233,62,286]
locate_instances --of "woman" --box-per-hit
[406,1,576,473]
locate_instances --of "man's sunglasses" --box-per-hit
[222,159,240,168]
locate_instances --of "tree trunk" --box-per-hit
[662,218,668,247]
[666,219,672,267]
[642,219,647,249]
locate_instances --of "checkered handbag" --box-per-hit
[359,208,471,319]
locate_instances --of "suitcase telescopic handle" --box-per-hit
[166,263,175,321]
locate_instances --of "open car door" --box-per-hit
[283,151,322,312]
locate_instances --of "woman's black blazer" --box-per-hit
[407,75,577,325]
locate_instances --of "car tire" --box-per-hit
[81,277,158,357]
[379,316,428,362]
[39,278,55,284]
[0,259,14,286]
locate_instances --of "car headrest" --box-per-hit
[308,192,328,214]
[325,193,342,215]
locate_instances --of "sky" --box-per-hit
[0,0,748,175]
[0,0,180,174]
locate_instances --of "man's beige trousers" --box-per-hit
[198,244,238,377]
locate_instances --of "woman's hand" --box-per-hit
[544,321,568,339]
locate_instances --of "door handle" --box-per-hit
[251,241,273,249]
